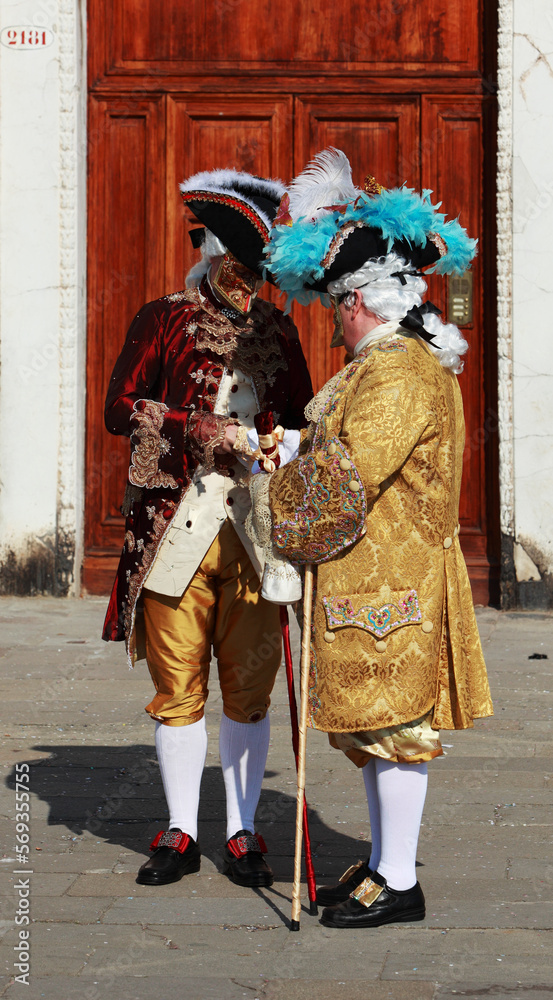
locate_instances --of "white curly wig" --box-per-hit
[327,252,468,374]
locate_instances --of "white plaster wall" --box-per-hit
[0,0,85,591]
[512,0,553,577]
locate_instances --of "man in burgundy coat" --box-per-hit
[102,170,312,887]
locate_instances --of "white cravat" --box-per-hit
[353,321,403,356]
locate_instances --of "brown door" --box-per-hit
[84,0,498,604]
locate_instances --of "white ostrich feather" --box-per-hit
[287,148,360,221]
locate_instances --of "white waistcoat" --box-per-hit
[144,367,264,598]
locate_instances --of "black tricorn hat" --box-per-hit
[266,148,477,302]
[180,169,286,277]
[306,225,442,293]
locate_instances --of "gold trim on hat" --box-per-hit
[322,220,365,270]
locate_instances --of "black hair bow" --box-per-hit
[400,302,442,346]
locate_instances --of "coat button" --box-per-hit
[324,631,335,643]
[327,442,337,455]
[231,384,238,393]
[421,620,434,633]
[226,497,234,506]
[185,520,192,528]
[443,536,453,548]
[339,458,351,471]
[229,411,238,418]
[375,640,387,653]
[349,480,360,493]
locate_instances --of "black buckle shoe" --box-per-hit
[316,860,372,906]
[321,871,425,928]
[223,829,273,888]
[136,829,201,886]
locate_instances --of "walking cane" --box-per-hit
[279,604,318,918]
[290,564,315,931]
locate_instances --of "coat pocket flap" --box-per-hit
[322,589,422,638]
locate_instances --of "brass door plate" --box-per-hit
[448,272,473,325]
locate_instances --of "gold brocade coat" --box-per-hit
[269,333,493,733]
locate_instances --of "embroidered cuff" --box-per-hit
[186,411,238,469]
[270,438,366,564]
[233,424,258,458]
[129,400,179,490]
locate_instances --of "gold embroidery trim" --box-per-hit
[187,288,288,397]
[428,231,448,258]
[129,401,179,490]
[321,220,366,269]
[180,191,269,239]
[233,425,255,457]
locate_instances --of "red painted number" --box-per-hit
[3,28,49,47]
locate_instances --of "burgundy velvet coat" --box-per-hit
[102,286,312,661]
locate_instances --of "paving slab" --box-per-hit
[2,978,266,1000]
[260,984,436,1000]
[434,991,553,1000]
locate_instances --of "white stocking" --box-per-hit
[219,712,271,841]
[362,757,381,871]
[154,717,208,842]
[374,758,428,891]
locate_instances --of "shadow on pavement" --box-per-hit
[6,745,369,883]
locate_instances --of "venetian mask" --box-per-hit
[213,253,263,315]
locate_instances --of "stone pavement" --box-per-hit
[0,596,552,1000]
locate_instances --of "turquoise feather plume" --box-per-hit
[265,185,477,299]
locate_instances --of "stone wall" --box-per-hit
[0,0,85,595]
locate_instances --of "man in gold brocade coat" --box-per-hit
[256,149,493,928]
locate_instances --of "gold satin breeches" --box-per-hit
[142,520,281,726]
[328,709,443,766]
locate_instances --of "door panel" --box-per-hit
[90,0,480,80]
[422,95,494,602]
[165,95,293,296]
[292,96,419,392]
[83,95,166,593]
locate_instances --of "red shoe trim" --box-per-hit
[149,830,191,854]
[227,832,267,857]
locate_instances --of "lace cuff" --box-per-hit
[233,424,257,459]
[246,474,273,547]
[246,473,302,604]
[185,411,238,470]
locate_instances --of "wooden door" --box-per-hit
[292,96,419,390]
[84,0,498,603]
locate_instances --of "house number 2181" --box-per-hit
[0,27,55,49]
